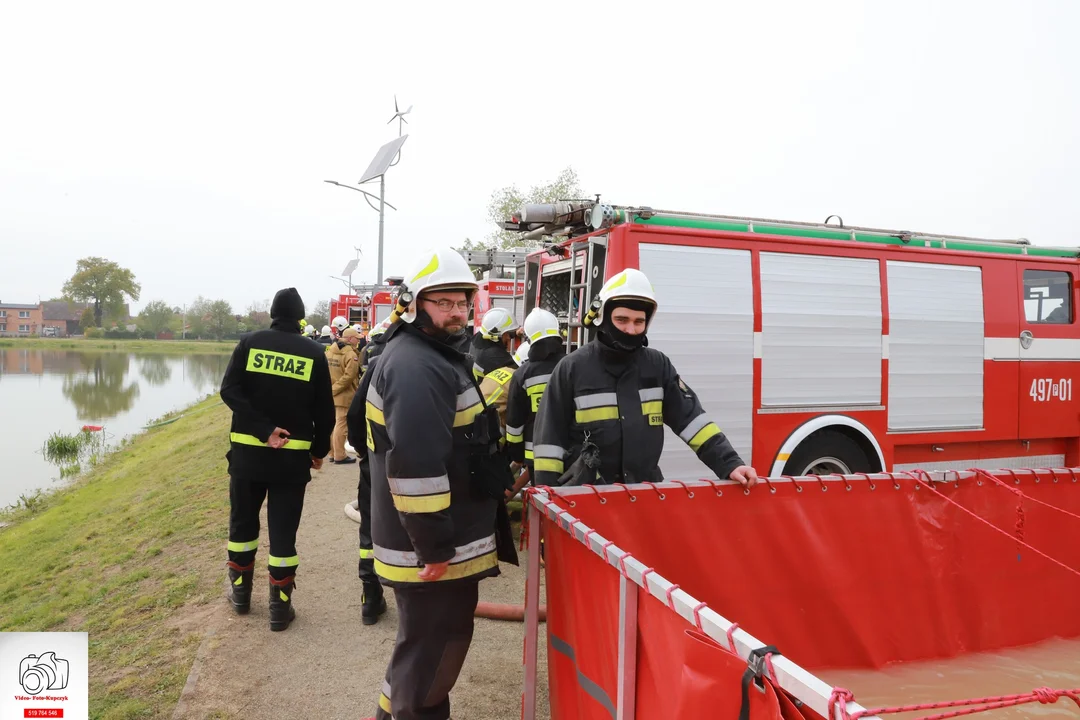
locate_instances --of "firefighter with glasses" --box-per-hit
[364,248,517,720]
[533,268,759,489]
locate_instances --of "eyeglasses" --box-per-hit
[421,298,472,312]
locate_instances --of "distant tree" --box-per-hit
[246,300,272,331]
[186,297,212,338]
[62,257,141,327]
[204,300,237,340]
[78,307,96,331]
[476,167,584,250]
[138,300,175,336]
[307,300,330,331]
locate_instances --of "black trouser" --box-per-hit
[358,461,376,584]
[228,474,307,581]
[375,581,480,720]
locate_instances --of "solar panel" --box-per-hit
[341,259,359,277]
[358,135,408,184]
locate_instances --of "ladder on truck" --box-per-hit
[565,237,606,352]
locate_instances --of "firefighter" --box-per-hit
[304,324,320,341]
[477,338,526,430]
[327,326,361,464]
[332,315,349,339]
[532,269,759,488]
[505,308,565,492]
[471,307,518,379]
[218,287,334,631]
[365,247,517,720]
[317,325,333,346]
[360,319,391,376]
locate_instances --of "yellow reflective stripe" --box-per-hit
[230,433,312,451]
[228,539,259,552]
[485,386,505,405]
[359,548,374,559]
[575,407,620,423]
[268,554,299,567]
[375,550,498,583]
[506,433,524,443]
[525,449,534,460]
[528,328,561,342]
[233,575,244,586]
[641,400,663,415]
[366,401,385,425]
[245,348,314,381]
[392,491,451,513]
[688,422,722,452]
[534,457,564,473]
[454,402,483,427]
[379,693,392,714]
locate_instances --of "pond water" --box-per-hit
[0,349,229,509]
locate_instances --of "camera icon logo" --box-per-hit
[19,652,69,696]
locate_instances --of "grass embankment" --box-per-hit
[0,397,232,719]
[0,337,235,354]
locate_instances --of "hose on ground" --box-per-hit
[476,601,546,622]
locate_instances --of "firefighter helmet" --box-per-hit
[479,307,519,340]
[320,325,332,337]
[523,307,561,343]
[512,340,531,367]
[331,316,349,332]
[592,268,658,329]
[400,248,478,323]
[369,319,391,338]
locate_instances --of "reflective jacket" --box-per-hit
[326,340,359,408]
[366,323,501,587]
[220,322,335,482]
[471,335,515,380]
[478,365,517,432]
[505,355,562,469]
[532,339,744,486]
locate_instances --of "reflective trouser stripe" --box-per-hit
[534,458,564,473]
[688,422,722,452]
[268,554,299,567]
[549,631,617,719]
[230,433,312,450]
[359,548,374,559]
[506,432,524,444]
[525,449,534,460]
[228,539,259,553]
[392,492,451,513]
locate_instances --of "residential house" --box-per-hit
[41,300,90,337]
[0,302,43,336]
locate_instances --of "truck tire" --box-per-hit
[784,430,871,476]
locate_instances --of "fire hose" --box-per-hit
[345,500,545,623]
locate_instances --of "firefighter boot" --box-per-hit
[226,561,254,614]
[268,575,297,631]
[361,580,386,626]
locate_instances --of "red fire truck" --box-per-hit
[473,278,525,329]
[328,279,403,332]
[504,201,1080,478]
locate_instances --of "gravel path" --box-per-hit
[173,459,549,720]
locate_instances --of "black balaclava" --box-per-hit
[529,336,565,362]
[597,299,654,353]
[269,288,305,333]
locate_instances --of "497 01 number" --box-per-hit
[1029,378,1073,402]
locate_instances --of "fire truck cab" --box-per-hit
[504,201,1080,479]
[329,277,404,332]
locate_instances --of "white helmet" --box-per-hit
[353,323,364,334]
[523,307,561,343]
[479,307,519,340]
[592,268,658,329]
[305,325,318,337]
[401,248,479,323]
[332,316,349,332]
[369,319,391,338]
[512,340,531,367]
[320,325,332,337]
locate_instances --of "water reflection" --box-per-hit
[0,349,231,508]
[138,355,172,386]
[62,354,140,419]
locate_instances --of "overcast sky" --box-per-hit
[1,1,1077,315]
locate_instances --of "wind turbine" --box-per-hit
[388,95,412,137]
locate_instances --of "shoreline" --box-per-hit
[0,337,236,354]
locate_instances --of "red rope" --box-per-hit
[975,468,1080,523]
[671,479,696,498]
[830,685,1080,720]
[912,475,1080,580]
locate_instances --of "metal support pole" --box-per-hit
[377,174,386,284]
[522,500,543,720]
[617,573,638,719]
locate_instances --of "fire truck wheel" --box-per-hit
[783,429,871,477]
